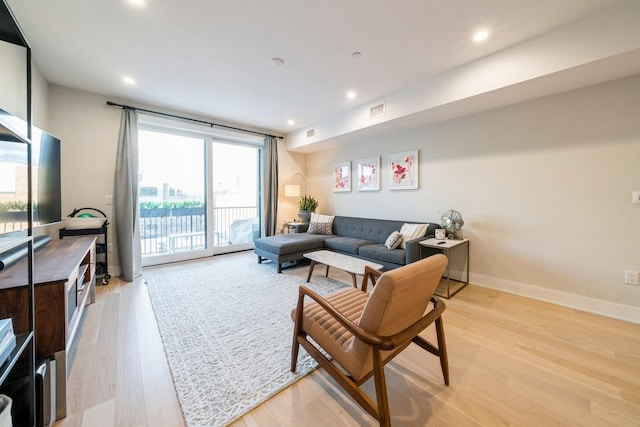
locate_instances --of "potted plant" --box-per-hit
[298,195,318,223]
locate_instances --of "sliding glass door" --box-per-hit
[138,130,207,265]
[211,141,260,254]
[138,128,262,266]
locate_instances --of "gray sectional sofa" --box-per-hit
[254,216,438,273]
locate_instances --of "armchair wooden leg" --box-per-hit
[299,336,380,420]
[411,316,449,386]
[291,334,301,372]
[435,316,449,385]
[372,350,391,427]
[291,295,305,372]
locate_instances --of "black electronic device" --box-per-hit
[0,109,62,237]
[32,127,62,227]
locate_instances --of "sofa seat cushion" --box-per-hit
[324,237,375,255]
[254,233,328,255]
[358,244,406,265]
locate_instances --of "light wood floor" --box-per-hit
[55,252,640,426]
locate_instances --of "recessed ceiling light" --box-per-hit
[346,91,356,100]
[122,76,136,85]
[473,30,489,43]
[270,57,285,66]
[129,0,144,6]
[287,119,295,125]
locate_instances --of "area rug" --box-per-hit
[144,253,349,427]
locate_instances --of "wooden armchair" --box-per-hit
[291,254,449,426]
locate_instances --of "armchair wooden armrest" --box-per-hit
[362,265,383,292]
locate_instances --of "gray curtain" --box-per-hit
[263,136,278,236]
[114,109,142,281]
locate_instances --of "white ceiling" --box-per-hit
[6,0,628,135]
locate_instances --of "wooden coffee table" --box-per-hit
[303,250,383,288]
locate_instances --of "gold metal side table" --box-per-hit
[419,238,470,298]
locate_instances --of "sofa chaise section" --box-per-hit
[254,232,330,273]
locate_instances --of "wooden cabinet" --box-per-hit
[0,237,96,421]
[31,237,96,359]
[36,237,96,420]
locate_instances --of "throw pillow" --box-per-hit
[384,231,403,250]
[399,223,429,249]
[310,212,335,224]
[307,222,333,235]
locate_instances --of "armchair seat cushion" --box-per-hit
[293,287,368,379]
[324,237,375,255]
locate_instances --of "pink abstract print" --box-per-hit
[391,155,414,185]
[357,157,380,191]
[389,150,418,190]
[333,162,351,192]
[360,163,376,186]
[335,167,347,188]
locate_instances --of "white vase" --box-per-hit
[0,395,12,427]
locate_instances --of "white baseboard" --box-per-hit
[470,273,640,325]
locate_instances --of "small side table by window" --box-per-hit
[419,238,470,299]
[286,222,308,233]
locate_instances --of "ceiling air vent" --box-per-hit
[370,102,386,118]
[306,128,315,138]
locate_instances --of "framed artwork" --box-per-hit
[389,150,418,190]
[357,156,380,191]
[333,161,351,192]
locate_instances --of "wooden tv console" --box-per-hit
[0,236,96,420]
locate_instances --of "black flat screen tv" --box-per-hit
[32,127,62,227]
[0,109,62,236]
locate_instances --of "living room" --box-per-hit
[1,1,639,426]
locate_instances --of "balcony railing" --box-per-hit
[139,206,258,256]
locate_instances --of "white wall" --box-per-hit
[0,41,48,126]
[304,74,640,323]
[31,65,50,129]
[0,40,27,119]
[276,141,306,231]
[46,86,122,272]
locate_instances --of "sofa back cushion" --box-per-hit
[332,216,406,244]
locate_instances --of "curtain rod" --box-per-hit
[106,101,283,139]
